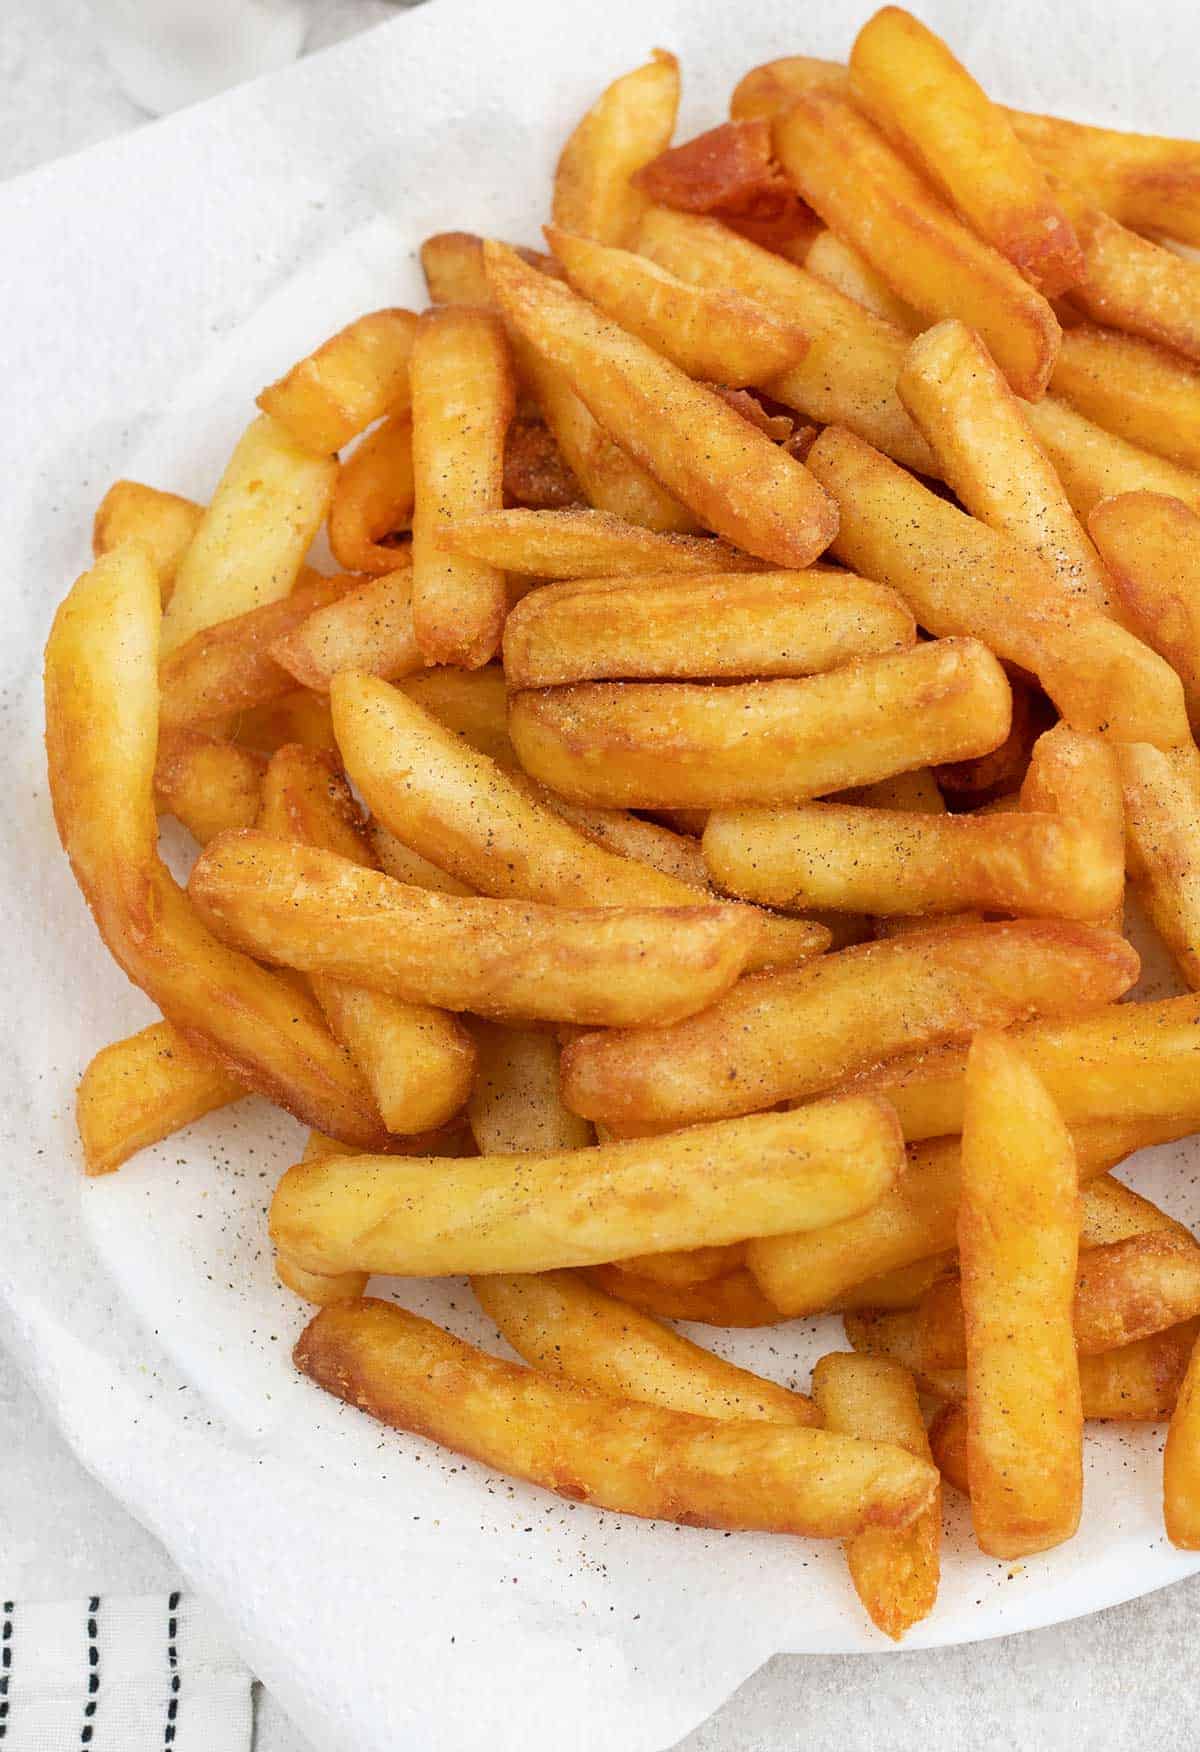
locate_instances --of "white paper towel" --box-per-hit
[4,3,1200,1748]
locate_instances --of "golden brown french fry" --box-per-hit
[421,231,560,306]
[295,1298,938,1537]
[484,241,837,568]
[849,9,1082,297]
[76,1020,245,1176]
[1020,725,1124,932]
[703,802,1120,922]
[773,91,1059,399]
[395,666,513,765]
[331,670,828,973]
[155,731,266,844]
[267,569,422,693]
[552,51,680,247]
[545,224,811,385]
[928,1402,969,1492]
[93,480,203,602]
[232,688,337,756]
[189,829,761,1027]
[805,231,921,328]
[1009,110,1200,247]
[510,639,1010,809]
[1051,326,1200,477]
[1118,741,1200,988]
[474,1269,818,1424]
[436,508,757,578]
[278,1128,373,1305]
[1165,1330,1200,1546]
[503,569,914,688]
[272,1098,903,1277]
[369,823,475,896]
[159,572,353,730]
[410,307,514,668]
[1079,1175,1192,1248]
[897,320,1113,611]
[1023,395,1200,524]
[831,1253,957,1315]
[527,790,709,890]
[45,546,385,1146]
[257,308,418,455]
[1051,179,1200,364]
[560,918,1139,1128]
[635,206,936,475]
[467,1022,592,1155]
[327,415,415,575]
[159,415,337,655]
[958,1031,1082,1557]
[1090,493,1200,732]
[808,423,1190,747]
[933,675,1052,815]
[730,55,849,122]
[611,1244,745,1289]
[590,1263,784,1327]
[812,1351,939,1641]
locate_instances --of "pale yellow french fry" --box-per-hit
[805,231,921,328]
[159,415,337,655]
[1023,395,1200,524]
[155,731,265,844]
[1119,741,1200,989]
[1051,326,1200,477]
[560,919,1139,1128]
[1090,493,1200,734]
[268,568,422,693]
[552,51,680,247]
[93,480,203,603]
[327,415,415,575]
[435,508,757,577]
[76,1021,245,1176]
[257,308,418,455]
[1020,724,1124,932]
[467,1022,592,1155]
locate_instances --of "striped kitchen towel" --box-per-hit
[0,1594,252,1750]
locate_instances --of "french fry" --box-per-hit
[159,415,337,655]
[1118,741,1200,988]
[510,639,1010,810]
[93,480,203,602]
[552,50,680,247]
[474,1269,818,1424]
[436,508,758,578]
[811,1351,939,1641]
[730,55,849,122]
[1023,395,1200,524]
[331,670,828,973]
[1020,725,1124,932]
[512,781,711,891]
[635,206,936,475]
[189,829,762,1027]
[503,417,582,510]
[1051,179,1200,364]
[467,1022,592,1155]
[807,424,1191,748]
[155,731,266,844]
[611,1244,745,1289]
[272,1098,903,1278]
[832,1253,957,1315]
[1090,493,1200,733]
[76,1020,245,1176]
[897,320,1113,611]
[256,747,476,1135]
[958,1031,1082,1557]
[45,546,386,1146]
[928,1402,970,1493]
[560,919,1139,1129]
[590,1263,784,1327]
[410,307,514,668]
[935,675,1053,813]
[232,688,337,756]
[276,1131,373,1305]
[1051,326,1200,477]
[703,802,1120,922]
[396,666,513,765]
[772,91,1060,399]
[503,569,915,688]
[267,568,422,693]
[295,1298,938,1538]
[484,241,838,567]
[631,119,819,261]
[1079,1175,1192,1248]
[849,8,1083,297]
[1165,1330,1200,1547]
[1008,109,1200,248]
[805,231,921,328]
[327,415,415,575]
[370,823,475,896]
[420,231,562,307]
[257,308,418,455]
[545,225,811,385]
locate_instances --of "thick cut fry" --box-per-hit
[1051,327,1200,477]
[233,688,336,755]
[159,572,353,730]
[773,92,1059,399]
[159,415,337,655]
[327,415,415,575]
[1120,741,1200,987]
[560,918,1138,1128]
[370,824,475,896]
[929,1403,969,1493]
[485,242,837,568]
[832,1254,957,1315]
[189,830,761,1028]
[1090,494,1200,733]
[703,803,1120,922]
[467,1023,591,1155]
[1024,396,1200,525]
[503,570,914,688]
[257,309,418,455]
[1020,724,1124,932]
[93,481,203,602]
[510,639,1010,810]
[410,307,514,668]
[1165,1331,1200,1547]
[296,1299,937,1537]
[731,56,849,121]
[420,231,561,307]
[812,1352,939,1641]
[805,232,922,329]
[332,671,827,973]
[273,1098,903,1278]
[552,51,680,248]
[958,1032,1082,1557]
[475,1270,818,1424]
[513,782,710,891]
[396,666,513,765]
[1080,1176,1192,1248]
[1052,182,1200,365]
[591,1263,784,1327]
[898,320,1112,611]
[503,417,582,509]
[76,1020,244,1175]
[436,509,758,578]
[44,546,385,1145]
[849,9,1082,297]
[808,424,1190,748]
[635,207,935,475]
[611,1244,745,1289]
[1009,110,1200,248]
[267,569,421,693]
[278,1123,374,1305]
[155,731,265,844]
[545,225,810,386]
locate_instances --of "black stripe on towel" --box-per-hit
[0,1601,13,1741]
[81,1596,100,1745]
[164,1590,181,1748]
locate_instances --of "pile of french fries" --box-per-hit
[45,5,1200,1637]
